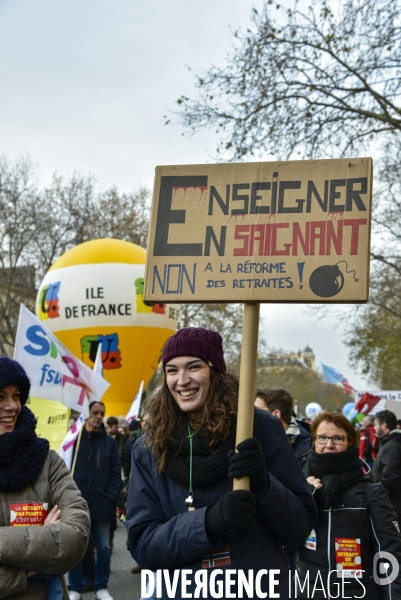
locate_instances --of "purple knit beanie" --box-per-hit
[162,327,226,373]
[0,356,31,405]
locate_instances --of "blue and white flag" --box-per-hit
[14,304,109,415]
[321,363,355,393]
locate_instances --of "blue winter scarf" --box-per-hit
[0,405,49,491]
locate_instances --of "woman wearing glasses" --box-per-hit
[297,410,401,599]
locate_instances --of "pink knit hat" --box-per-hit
[162,328,226,373]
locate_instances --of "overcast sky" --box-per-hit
[0,0,373,391]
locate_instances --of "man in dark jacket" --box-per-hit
[373,409,401,526]
[106,415,126,463]
[123,418,142,479]
[68,401,121,600]
[255,387,312,467]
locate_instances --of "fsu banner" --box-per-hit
[14,304,109,415]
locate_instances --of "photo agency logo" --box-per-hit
[373,552,399,586]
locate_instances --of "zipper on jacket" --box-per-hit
[327,509,332,600]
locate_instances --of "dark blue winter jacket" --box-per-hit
[127,409,317,599]
[73,425,121,522]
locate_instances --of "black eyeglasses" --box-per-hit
[314,434,347,445]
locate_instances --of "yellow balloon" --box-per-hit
[36,239,179,416]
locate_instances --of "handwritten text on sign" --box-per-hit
[144,158,372,303]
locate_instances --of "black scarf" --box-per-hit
[164,422,236,487]
[0,405,50,491]
[304,446,364,508]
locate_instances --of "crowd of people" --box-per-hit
[1,326,401,600]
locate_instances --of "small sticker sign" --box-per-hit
[305,528,317,550]
[335,537,362,576]
[10,502,48,526]
[202,545,231,568]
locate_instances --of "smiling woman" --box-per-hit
[0,384,21,434]
[165,356,211,414]
[0,356,90,600]
[126,327,318,600]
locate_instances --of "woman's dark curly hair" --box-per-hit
[146,367,238,471]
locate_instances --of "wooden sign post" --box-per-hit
[143,158,373,491]
[233,301,260,491]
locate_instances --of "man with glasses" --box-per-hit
[68,401,121,600]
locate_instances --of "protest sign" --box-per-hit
[144,158,372,304]
[144,158,373,492]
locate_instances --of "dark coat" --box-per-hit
[297,478,401,600]
[73,425,121,522]
[126,409,317,600]
[124,430,142,478]
[373,430,401,523]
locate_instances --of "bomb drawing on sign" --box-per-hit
[309,261,358,298]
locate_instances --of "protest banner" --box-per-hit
[126,380,144,423]
[59,414,85,470]
[28,397,69,451]
[144,158,373,491]
[354,390,401,416]
[14,304,109,416]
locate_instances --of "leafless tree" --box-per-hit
[173,0,401,161]
[0,156,152,355]
[347,147,401,387]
